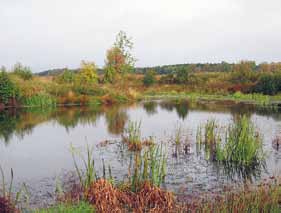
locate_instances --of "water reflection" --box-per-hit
[105,107,128,135]
[1,100,281,145]
[0,99,281,205]
[143,102,157,115]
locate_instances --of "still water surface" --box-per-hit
[0,100,281,206]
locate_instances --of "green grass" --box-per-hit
[125,121,141,143]
[122,120,143,150]
[216,115,264,166]
[130,144,167,191]
[196,119,221,161]
[144,91,278,106]
[21,93,56,107]
[196,116,264,167]
[70,144,96,189]
[33,201,95,213]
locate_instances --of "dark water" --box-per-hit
[0,100,281,207]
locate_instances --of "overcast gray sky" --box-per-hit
[1,0,281,72]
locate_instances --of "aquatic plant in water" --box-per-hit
[216,115,264,167]
[183,177,281,212]
[171,124,190,157]
[129,144,167,192]
[70,144,97,189]
[0,165,29,213]
[197,116,265,171]
[122,120,142,151]
[196,119,221,161]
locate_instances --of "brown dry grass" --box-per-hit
[122,136,143,152]
[84,179,176,213]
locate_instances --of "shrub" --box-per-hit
[0,71,19,104]
[175,67,189,84]
[143,69,156,86]
[254,73,281,95]
[12,62,33,80]
[76,61,98,85]
[56,69,75,84]
[159,73,175,84]
[230,61,257,84]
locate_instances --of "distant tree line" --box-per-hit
[38,61,281,77]
[136,61,281,75]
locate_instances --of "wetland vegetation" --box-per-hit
[1,32,281,212]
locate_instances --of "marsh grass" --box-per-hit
[196,116,264,170]
[21,93,56,107]
[70,144,115,189]
[142,136,155,146]
[70,144,97,189]
[184,177,281,212]
[216,115,264,167]
[129,145,167,192]
[68,144,173,212]
[196,119,221,161]
[171,124,190,157]
[33,201,95,213]
[122,120,143,151]
[0,165,29,212]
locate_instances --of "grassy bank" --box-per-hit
[2,68,281,109]
[3,76,281,109]
[143,90,281,106]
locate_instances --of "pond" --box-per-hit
[0,99,281,207]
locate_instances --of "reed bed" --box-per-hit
[170,124,190,157]
[122,120,143,151]
[216,115,264,167]
[122,120,155,151]
[64,144,173,212]
[197,116,264,167]
[183,177,281,212]
[129,145,167,192]
[196,119,221,161]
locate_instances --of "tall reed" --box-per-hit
[216,115,264,166]
[130,145,167,191]
[70,144,96,189]
[21,93,56,107]
[196,119,221,161]
[0,165,28,212]
[122,120,142,151]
